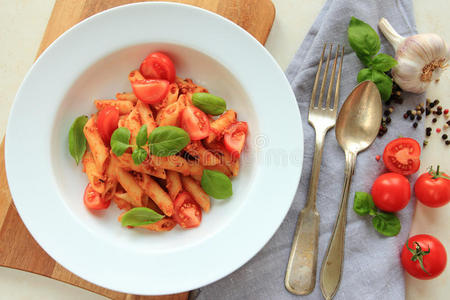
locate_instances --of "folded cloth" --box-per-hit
[194,0,424,299]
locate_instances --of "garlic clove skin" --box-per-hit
[379,18,450,94]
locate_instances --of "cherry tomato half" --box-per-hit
[371,172,410,212]
[181,105,210,140]
[173,192,202,228]
[224,122,248,158]
[83,183,110,210]
[131,79,169,104]
[415,167,450,207]
[140,52,176,83]
[383,137,421,175]
[401,234,447,280]
[97,106,119,145]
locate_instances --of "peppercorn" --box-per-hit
[447,121,450,126]
[411,110,417,116]
[426,131,431,137]
[426,127,432,132]
[406,110,411,115]
[403,113,408,119]
[437,110,442,115]
[434,99,440,105]
[416,115,422,121]
[417,110,422,116]
[384,110,390,117]
[420,107,425,113]
[410,114,415,120]
[413,122,418,128]
[388,107,394,113]
[385,100,392,106]
[433,118,438,123]
[426,98,431,104]
[375,155,381,161]
[430,102,435,108]
[396,91,401,96]
[386,116,391,124]
[423,140,428,147]
[437,105,443,111]
[444,124,449,130]
[426,108,431,116]
[444,109,449,115]
[443,134,448,140]
[446,140,450,146]
[437,128,441,133]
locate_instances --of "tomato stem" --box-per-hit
[405,239,431,275]
[428,165,450,180]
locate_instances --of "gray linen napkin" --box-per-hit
[195,0,424,299]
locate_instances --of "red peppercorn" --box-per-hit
[444,109,449,115]
[375,155,381,161]
[436,128,441,133]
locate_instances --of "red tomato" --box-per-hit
[131,79,169,104]
[383,138,421,175]
[181,106,210,140]
[415,167,450,207]
[83,184,110,210]
[224,122,248,158]
[97,106,119,145]
[371,172,410,212]
[139,52,176,83]
[173,192,202,228]
[401,234,447,280]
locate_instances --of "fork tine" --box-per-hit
[333,46,344,111]
[325,45,340,109]
[310,44,327,110]
[317,44,333,108]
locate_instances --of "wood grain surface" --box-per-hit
[0,0,274,299]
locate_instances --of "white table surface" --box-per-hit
[0,0,449,299]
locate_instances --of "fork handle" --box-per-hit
[285,129,326,295]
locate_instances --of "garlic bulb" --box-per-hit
[378,17,449,93]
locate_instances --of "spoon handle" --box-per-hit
[320,151,357,300]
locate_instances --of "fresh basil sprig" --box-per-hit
[148,126,190,157]
[201,169,232,199]
[68,115,88,165]
[348,16,397,101]
[121,207,164,227]
[353,191,401,237]
[110,125,190,164]
[192,93,227,115]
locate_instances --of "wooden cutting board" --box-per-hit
[0,0,274,299]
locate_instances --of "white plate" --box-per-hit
[5,2,303,295]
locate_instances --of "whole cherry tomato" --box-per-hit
[415,166,450,207]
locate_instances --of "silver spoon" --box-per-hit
[320,80,382,300]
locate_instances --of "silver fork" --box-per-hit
[285,43,344,295]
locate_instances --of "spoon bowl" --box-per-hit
[336,80,383,153]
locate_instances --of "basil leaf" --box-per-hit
[201,169,232,199]
[121,207,164,227]
[192,93,227,115]
[111,127,131,156]
[369,53,398,72]
[353,192,376,216]
[148,126,190,157]
[132,147,148,165]
[348,16,380,66]
[68,115,88,165]
[136,125,148,147]
[357,68,393,101]
[372,212,401,237]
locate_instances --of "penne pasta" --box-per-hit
[94,100,134,115]
[128,69,145,83]
[82,151,106,194]
[206,110,237,143]
[136,100,157,135]
[112,152,166,179]
[187,160,204,181]
[205,163,232,177]
[113,192,134,211]
[166,170,182,200]
[123,106,141,145]
[153,83,179,110]
[158,100,185,127]
[181,176,210,212]
[116,92,138,103]
[103,157,118,200]
[149,155,190,175]
[115,167,146,207]
[205,141,239,176]
[184,141,220,166]
[83,115,109,173]
[136,173,174,217]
